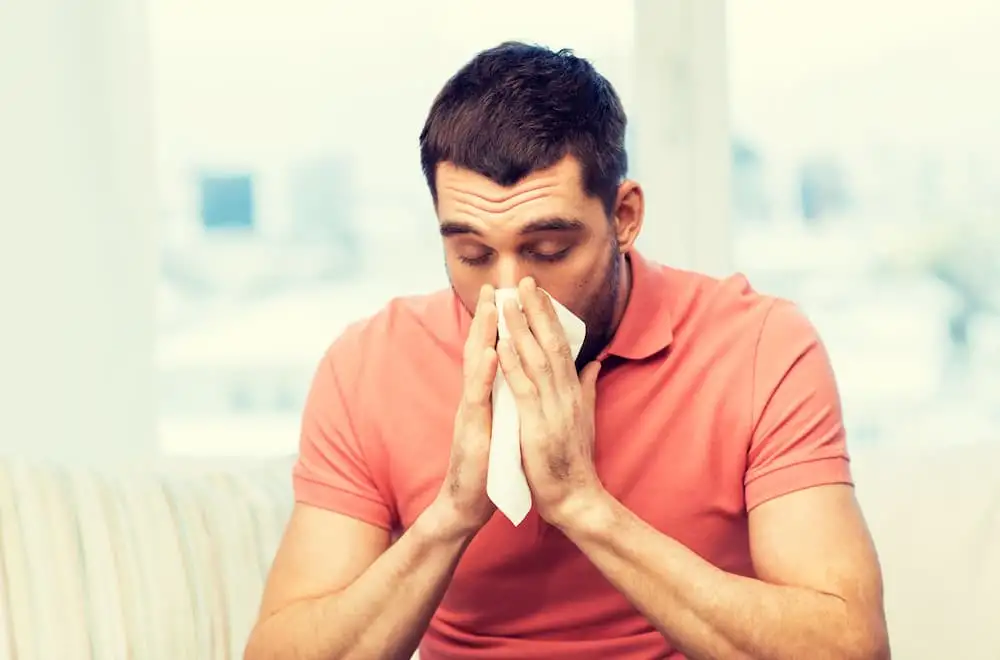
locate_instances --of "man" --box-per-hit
[245,42,889,660]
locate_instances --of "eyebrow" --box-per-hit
[438,217,587,237]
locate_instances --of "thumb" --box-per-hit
[580,360,602,410]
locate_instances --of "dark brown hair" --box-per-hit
[419,41,628,214]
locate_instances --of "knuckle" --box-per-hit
[461,388,487,409]
[552,340,572,360]
[568,399,583,422]
[512,378,536,397]
[535,357,554,377]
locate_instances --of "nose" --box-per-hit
[494,254,527,291]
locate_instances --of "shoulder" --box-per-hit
[322,287,464,382]
[656,265,828,403]
[660,266,788,350]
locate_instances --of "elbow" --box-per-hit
[243,612,287,660]
[244,598,307,660]
[859,637,891,660]
[846,641,890,660]
[243,623,271,660]
[842,620,890,660]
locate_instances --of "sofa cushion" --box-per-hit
[853,441,1000,659]
[2,442,996,659]
[0,457,293,660]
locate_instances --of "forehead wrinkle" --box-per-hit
[448,186,559,216]
[440,169,561,194]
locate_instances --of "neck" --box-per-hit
[608,252,633,338]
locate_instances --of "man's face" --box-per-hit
[435,155,641,366]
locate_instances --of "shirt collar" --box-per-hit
[603,249,674,361]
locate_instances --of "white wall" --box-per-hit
[632,0,732,276]
[0,0,157,462]
[0,0,729,461]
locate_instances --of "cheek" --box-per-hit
[567,248,608,290]
[537,270,599,319]
[545,254,612,317]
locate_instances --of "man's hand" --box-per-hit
[496,276,604,527]
[435,283,500,536]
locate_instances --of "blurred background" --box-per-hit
[2,1,997,458]
[144,0,998,457]
[2,2,998,657]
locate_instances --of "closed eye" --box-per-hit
[526,246,572,263]
[458,252,492,266]
[455,245,573,267]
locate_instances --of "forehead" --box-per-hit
[434,156,599,228]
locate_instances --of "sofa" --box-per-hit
[0,442,997,659]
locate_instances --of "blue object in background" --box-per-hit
[199,173,255,230]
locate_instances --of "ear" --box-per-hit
[611,181,644,253]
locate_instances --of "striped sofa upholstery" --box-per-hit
[1,443,999,659]
[0,457,293,660]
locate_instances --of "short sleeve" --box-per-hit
[744,300,853,511]
[291,330,392,530]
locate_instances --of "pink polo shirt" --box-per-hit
[293,249,853,659]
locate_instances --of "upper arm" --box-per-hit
[743,300,886,635]
[748,485,884,623]
[261,327,394,617]
[258,503,391,619]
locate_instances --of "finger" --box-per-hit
[464,306,497,392]
[579,360,602,412]
[496,339,541,407]
[518,278,576,386]
[501,296,558,398]
[464,347,498,409]
[463,284,496,368]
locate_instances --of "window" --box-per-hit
[150,1,637,455]
[728,0,1000,448]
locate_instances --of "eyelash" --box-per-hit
[458,254,491,266]
[458,247,572,267]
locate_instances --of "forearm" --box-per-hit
[559,494,884,660]
[246,500,474,660]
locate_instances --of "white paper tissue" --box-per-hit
[486,287,586,525]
